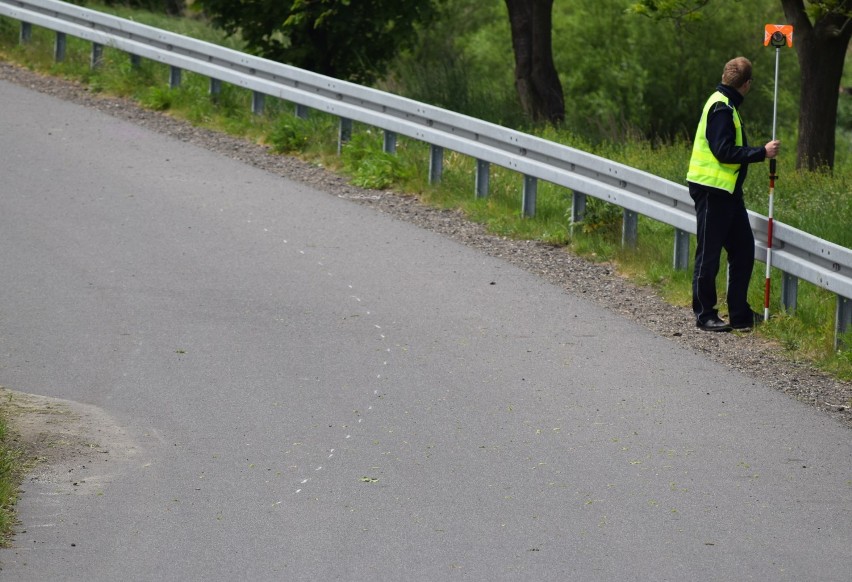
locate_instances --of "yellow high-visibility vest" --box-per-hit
[686,91,743,193]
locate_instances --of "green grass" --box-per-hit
[0,405,22,546]
[0,5,849,382]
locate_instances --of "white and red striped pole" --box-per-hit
[763,24,792,322]
[764,155,776,322]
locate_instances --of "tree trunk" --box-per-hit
[782,0,852,170]
[504,0,564,124]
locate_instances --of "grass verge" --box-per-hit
[0,403,23,546]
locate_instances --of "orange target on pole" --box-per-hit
[764,24,793,47]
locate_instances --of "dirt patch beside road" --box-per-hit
[1,387,138,498]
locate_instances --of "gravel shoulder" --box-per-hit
[1,61,849,434]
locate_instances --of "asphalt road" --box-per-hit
[0,79,850,582]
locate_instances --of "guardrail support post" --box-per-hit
[20,22,31,43]
[295,104,309,119]
[383,130,396,154]
[475,160,490,199]
[622,209,638,249]
[836,295,851,351]
[54,31,66,62]
[209,78,221,102]
[338,118,352,155]
[522,175,537,217]
[91,42,103,69]
[169,66,181,89]
[673,229,690,271]
[252,91,265,115]
[781,272,798,313]
[429,145,443,185]
[130,53,141,69]
[571,191,586,230]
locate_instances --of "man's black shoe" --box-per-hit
[731,310,765,331]
[696,317,732,332]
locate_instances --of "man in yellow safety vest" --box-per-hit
[687,56,780,332]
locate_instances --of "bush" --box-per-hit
[269,115,312,154]
[341,132,411,190]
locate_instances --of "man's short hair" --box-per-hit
[722,57,752,89]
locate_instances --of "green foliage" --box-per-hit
[269,115,313,154]
[553,0,788,142]
[804,1,852,21]
[196,0,442,84]
[627,0,711,20]
[555,1,652,140]
[340,131,411,189]
[834,338,852,379]
[96,0,184,15]
[760,168,852,248]
[0,13,11,38]
[575,198,622,235]
[380,0,523,126]
[0,411,22,546]
[87,50,155,97]
[350,151,407,190]
[140,85,174,111]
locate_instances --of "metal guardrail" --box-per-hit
[1,0,850,348]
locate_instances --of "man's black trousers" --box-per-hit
[690,185,755,326]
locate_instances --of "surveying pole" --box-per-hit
[763,24,793,322]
